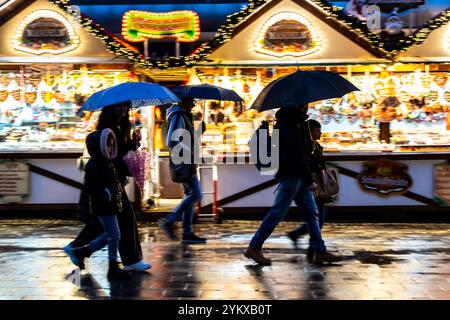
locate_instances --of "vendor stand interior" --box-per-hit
[148,0,450,218]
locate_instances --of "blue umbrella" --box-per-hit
[78,82,180,115]
[251,70,359,111]
[171,84,244,102]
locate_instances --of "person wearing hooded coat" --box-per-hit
[70,128,130,279]
[64,102,151,272]
[244,106,341,265]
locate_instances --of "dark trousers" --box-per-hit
[116,194,143,266]
[70,192,143,266]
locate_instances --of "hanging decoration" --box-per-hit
[12,9,80,55]
[254,11,321,57]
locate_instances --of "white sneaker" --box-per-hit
[123,260,152,272]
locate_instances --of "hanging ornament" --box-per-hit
[321,114,331,125]
[0,83,8,103]
[333,114,345,123]
[24,83,37,105]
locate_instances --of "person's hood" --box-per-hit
[86,128,117,161]
[166,105,185,123]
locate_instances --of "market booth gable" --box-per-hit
[0,0,143,211]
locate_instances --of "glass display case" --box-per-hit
[0,64,137,152]
[193,67,450,155]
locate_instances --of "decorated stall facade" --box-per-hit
[0,0,150,211]
[149,0,450,216]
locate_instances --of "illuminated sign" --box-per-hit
[122,10,200,42]
[12,10,79,55]
[255,12,320,58]
[358,158,412,195]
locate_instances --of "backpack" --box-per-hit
[249,120,272,171]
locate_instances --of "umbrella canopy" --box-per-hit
[251,70,359,112]
[171,83,244,102]
[78,82,180,115]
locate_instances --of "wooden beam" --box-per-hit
[28,164,83,190]
[332,164,438,207]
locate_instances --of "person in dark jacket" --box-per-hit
[69,128,129,279]
[244,106,341,265]
[64,102,151,272]
[158,97,207,244]
[287,119,329,248]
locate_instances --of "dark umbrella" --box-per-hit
[251,70,359,111]
[77,82,179,116]
[171,83,244,102]
[171,83,244,122]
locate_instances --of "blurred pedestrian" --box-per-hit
[65,102,151,272]
[286,119,330,253]
[158,97,207,244]
[69,128,130,279]
[244,106,341,265]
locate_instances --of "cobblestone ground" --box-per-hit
[0,219,449,300]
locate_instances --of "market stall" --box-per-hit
[0,0,148,211]
[152,0,450,216]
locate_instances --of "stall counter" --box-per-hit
[0,152,137,211]
[197,152,450,214]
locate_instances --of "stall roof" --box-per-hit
[148,0,450,70]
[0,0,147,66]
[396,18,450,64]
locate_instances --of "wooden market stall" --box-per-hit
[0,0,150,212]
[150,0,450,218]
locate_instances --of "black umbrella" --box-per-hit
[251,70,359,111]
[171,83,244,122]
[171,83,244,102]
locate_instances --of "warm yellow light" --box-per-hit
[254,11,322,58]
[12,9,80,55]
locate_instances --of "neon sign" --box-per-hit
[12,10,79,55]
[254,12,321,58]
[122,10,200,43]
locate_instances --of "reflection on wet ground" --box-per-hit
[0,219,450,300]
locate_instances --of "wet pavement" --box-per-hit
[0,219,450,300]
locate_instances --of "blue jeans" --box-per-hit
[90,215,121,261]
[290,202,326,238]
[165,175,202,235]
[249,176,326,253]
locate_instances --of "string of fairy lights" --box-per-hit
[48,0,450,69]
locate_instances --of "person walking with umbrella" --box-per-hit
[69,128,131,279]
[64,82,179,272]
[158,97,207,244]
[244,70,358,265]
[65,102,151,272]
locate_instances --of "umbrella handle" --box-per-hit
[203,100,206,122]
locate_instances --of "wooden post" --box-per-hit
[144,39,149,59]
[175,41,180,57]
